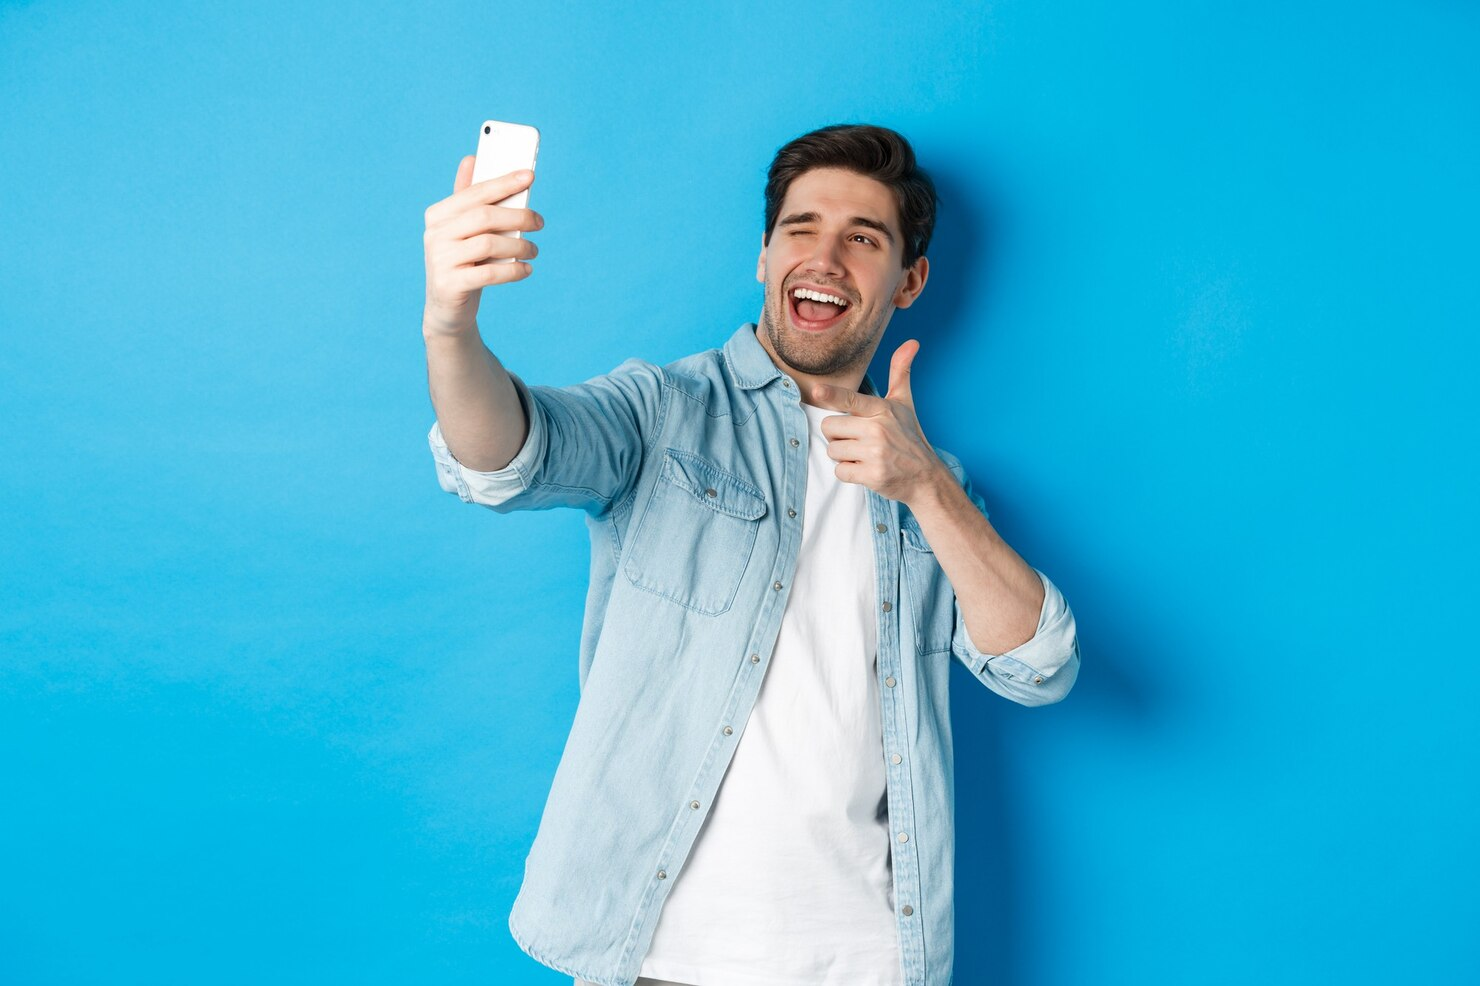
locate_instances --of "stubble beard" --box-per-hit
[760,281,881,378]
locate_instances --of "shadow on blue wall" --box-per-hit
[871,161,1162,983]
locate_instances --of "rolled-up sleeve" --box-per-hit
[429,371,549,508]
[427,358,665,516]
[953,568,1080,707]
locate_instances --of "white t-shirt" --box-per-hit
[639,401,903,986]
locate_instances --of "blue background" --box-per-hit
[3,1,1477,983]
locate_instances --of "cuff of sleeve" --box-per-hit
[427,371,546,507]
[952,569,1079,686]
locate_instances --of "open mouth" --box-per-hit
[787,285,851,332]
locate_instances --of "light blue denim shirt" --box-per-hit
[427,322,1080,986]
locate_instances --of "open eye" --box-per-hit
[850,233,877,246]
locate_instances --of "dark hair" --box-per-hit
[762,124,936,269]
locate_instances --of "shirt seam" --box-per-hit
[606,362,670,522]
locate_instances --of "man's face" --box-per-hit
[756,166,928,381]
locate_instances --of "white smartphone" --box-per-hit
[472,119,541,263]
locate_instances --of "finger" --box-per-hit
[811,382,889,416]
[436,203,544,240]
[819,413,870,441]
[886,339,920,404]
[452,260,532,292]
[822,437,867,462]
[465,168,536,204]
[453,155,475,194]
[426,168,535,227]
[444,231,539,267]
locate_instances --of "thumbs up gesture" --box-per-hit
[808,339,951,505]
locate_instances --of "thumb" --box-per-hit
[887,339,920,405]
[453,154,475,193]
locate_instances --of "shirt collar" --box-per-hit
[722,322,881,397]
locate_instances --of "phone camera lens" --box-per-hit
[483,125,491,135]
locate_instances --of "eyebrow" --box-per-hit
[777,211,896,246]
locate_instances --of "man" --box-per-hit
[421,125,1080,986]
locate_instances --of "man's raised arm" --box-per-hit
[421,156,544,472]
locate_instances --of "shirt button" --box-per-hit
[875,523,887,533]
[782,379,792,388]
[897,832,908,844]
[705,487,717,498]
[885,676,896,688]
[789,438,800,448]
[773,581,783,591]
[690,800,700,810]
[750,653,760,664]
[787,507,797,518]
[723,726,733,735]
[891,753,902,764]
[902,905,914,916]
[657,869,667,880]
[1033,675,1044,685]
[881,601,892,613]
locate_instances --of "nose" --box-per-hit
[802,233,845,280]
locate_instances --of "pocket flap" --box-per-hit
[660,448,768,521]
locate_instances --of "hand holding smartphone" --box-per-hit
[471,120,541,263]
[421,120,543,338]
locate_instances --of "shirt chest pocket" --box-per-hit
[623,448,769,616]
[901,514,955,654]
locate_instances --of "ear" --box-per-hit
[892,255,930,309]
[756,234,768,284]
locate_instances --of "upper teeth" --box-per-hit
[793,287,847,306]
